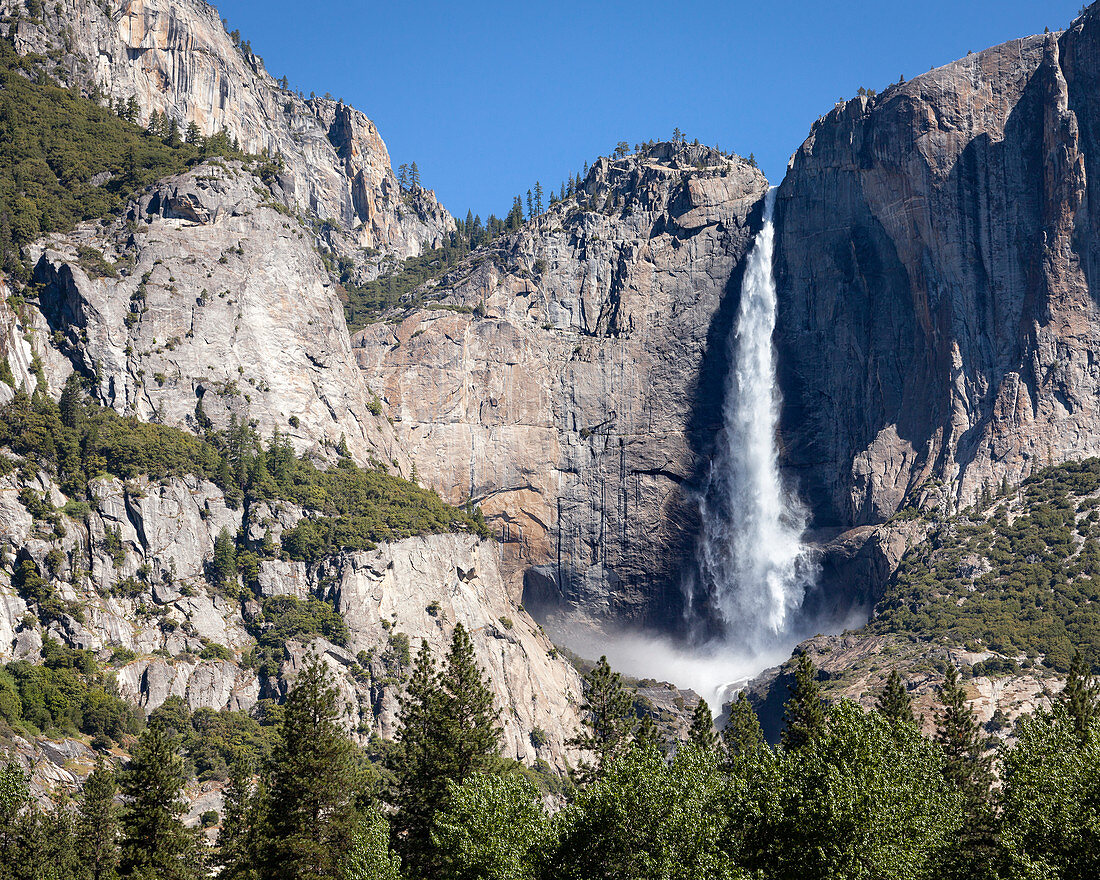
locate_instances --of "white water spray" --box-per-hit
[694,187,815,650]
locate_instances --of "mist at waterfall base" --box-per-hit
[576,189,839,710]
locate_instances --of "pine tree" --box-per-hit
[118,726,202,880]
[721,692,764,759]
[386,642,441,875]
[211,527,237,590]
[876,669,915,725]
[935,664,991,799]
[386,628,499,878]
[262,653,362,880]
[526,189,534,220]
[781,653,826,750]
[437,623,501,780]
[1061,650,1098,738]
[409,162,420,188]
[634,714,662,753]
[687,698,717,750]
[533,181,543,215]
[216,761,262,880]
[567,656,636,785]
[398,164,408,189]
[935,664,997,879]
[77,756,119,880]
[185,121,202,147]
[59,373,84,430]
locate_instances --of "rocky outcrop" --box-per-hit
[775,17,1100,538]
[1,0,453,264]
[353,144,768,627]
[0,466,583,767]
[27,162,406,468]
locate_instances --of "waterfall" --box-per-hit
[693,187,815,648]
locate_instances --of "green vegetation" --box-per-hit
[5,651,1100,879]
[871,459,1100,671]
[338,211,507,331]
[0,37,249,277]
[0,377,488,570]
[0,639,141,745]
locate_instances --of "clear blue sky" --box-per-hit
[214,0,1083,220]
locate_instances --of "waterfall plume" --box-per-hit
[692,187,816,652]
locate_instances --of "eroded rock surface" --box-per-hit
[354,144,768,626]
[28,163,406,468]
[0,0,453,263]
[776,19,1100,534]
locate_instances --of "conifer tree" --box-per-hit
[398,164,408,189]
[526,190,534,220]
[262,654,361,880]
[387,628,500,878]
[935,664,991,799]
[721,691,763,759]
[634,714,662,753]
[185,121,202,147]
[688,698,717,750]
[781,653,826,750]
[437,623,501,780]
[1061,650,1098,738]
[876,669,915,725]
[77,756,119,880]
[410,162,420,188]
[567,656,636,785]
[211,527,237,590]
[533,181,543,215]
[118,726,201,880]
[216,761,262,880]
[386,642,441,874]
[59,373,84,431]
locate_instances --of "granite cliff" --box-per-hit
[0,0,453,270]
[353,143,768,628]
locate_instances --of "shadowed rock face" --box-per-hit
[775,19,1100,541]
[353,145,768,627]
[0,0,453,263]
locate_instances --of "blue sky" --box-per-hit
[214,0,1083,220]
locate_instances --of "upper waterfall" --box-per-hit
[692,187,816,649]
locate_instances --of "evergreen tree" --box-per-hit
[118,726,201,880]
[781,653,826,750]
[935,664,997,880]
[216,761,262,880]
[77,756,119,880]
[409,162,420,188]
[398,164,408,189]
[437,624,501,781]
[722,691,764,760]
[386,642,442,876]
[567,656,636,785]
[876,669,915,725]
[688,698,717,750]
[935,664,991,798]
[185,121,202,147]
[58,373,84,431]
[526,190,534,220]
[210,527,237,590]
[1062,650,1098,738]
[634,714,662,754]
[387,627,500,877]
[533,181,543,215]
[262,654,362,880]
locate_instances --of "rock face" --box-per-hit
[28,163,405,468]
[0,464,583,767]
[352,144,768,626]
[1,0,453,264]
[775,17,1100,536]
